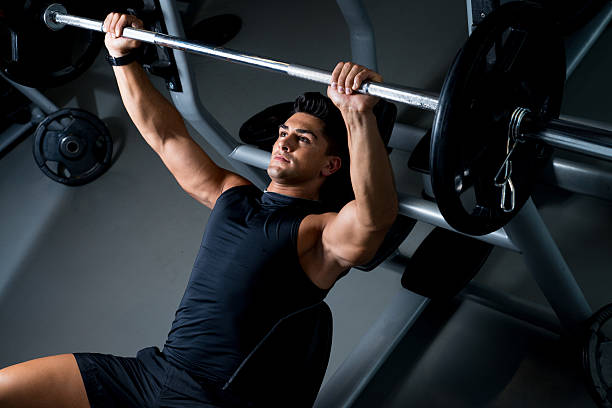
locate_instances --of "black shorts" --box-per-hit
[74,346,248,408]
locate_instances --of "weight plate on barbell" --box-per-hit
[0,1,104,88]
[33,108,113,186]
[430,1,565,236]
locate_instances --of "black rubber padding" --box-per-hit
[225,302,332,407]
[407,129,432,175]
[239,99,398,152]
[186,14,242,46]
[239,102,294,150]
[401,227,494,300]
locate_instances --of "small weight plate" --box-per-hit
[582,303,612,407]
[430,1,565,235]
[33,108,113,186]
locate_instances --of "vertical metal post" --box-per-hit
[335,0,378,70]
[503,198,592,332]
[565,1,612,78]
[466,0,500,35]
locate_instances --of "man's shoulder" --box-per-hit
[220,175,255,196]
[298,212,337,248]
[213,178,258,207]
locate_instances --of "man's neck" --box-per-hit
[266,181,320,201]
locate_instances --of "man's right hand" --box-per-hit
[103,13,144,58]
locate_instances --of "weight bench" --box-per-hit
[137,1,611,406]
[223,302,333,407]
[2,0,612,405]
[14,0,603,405]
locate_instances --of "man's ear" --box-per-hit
[321,156,342,177]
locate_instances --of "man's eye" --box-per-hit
[279,132,287,137]
[299,137,310,143]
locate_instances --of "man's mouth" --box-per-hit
[273,154,290,163]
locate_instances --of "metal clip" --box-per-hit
[494,107,529,213]
[500,175,515,212]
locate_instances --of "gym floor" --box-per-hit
[1,0,611,406]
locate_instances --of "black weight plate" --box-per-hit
[430,1,565,236]
[33,108,113,186]
[0,1,105,88]
[582,303,612,408]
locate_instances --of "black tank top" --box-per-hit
[162,185,328,384]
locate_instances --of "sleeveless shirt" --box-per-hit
[162,185,329,384]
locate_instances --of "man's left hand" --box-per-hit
[327,62,382,112]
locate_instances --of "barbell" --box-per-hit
[38,2,612,234]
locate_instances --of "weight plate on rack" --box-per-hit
[0,1,104,88]
[33,108,113,186]
[430,1,565,236]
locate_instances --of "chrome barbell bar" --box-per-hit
[44,4,612,162]
[45,4,440,111]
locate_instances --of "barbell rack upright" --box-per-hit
[47,5,612,163]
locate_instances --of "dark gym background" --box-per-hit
[1,0,611,406]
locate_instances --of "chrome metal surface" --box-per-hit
[54,13,103,32]
[364,82,439,111]
[47,8,437,109]
[529,118,612,162]
[48,6,612,157]
[398,193,519,252]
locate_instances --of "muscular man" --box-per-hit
[0,12,397,408]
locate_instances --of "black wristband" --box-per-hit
[106,48,141,67]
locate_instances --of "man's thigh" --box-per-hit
[0,353,90,408]
[73,348,166,407]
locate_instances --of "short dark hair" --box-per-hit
[292,92,353,211]
[292,92,348,159]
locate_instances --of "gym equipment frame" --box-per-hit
[14,0,612,405]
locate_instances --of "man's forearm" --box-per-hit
[343,108,398,229]
[112,62,187,153]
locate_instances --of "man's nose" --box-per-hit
[279,135,295,151]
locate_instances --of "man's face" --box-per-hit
[267,112,337,184]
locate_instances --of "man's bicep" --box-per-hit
[157,132,248,208]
